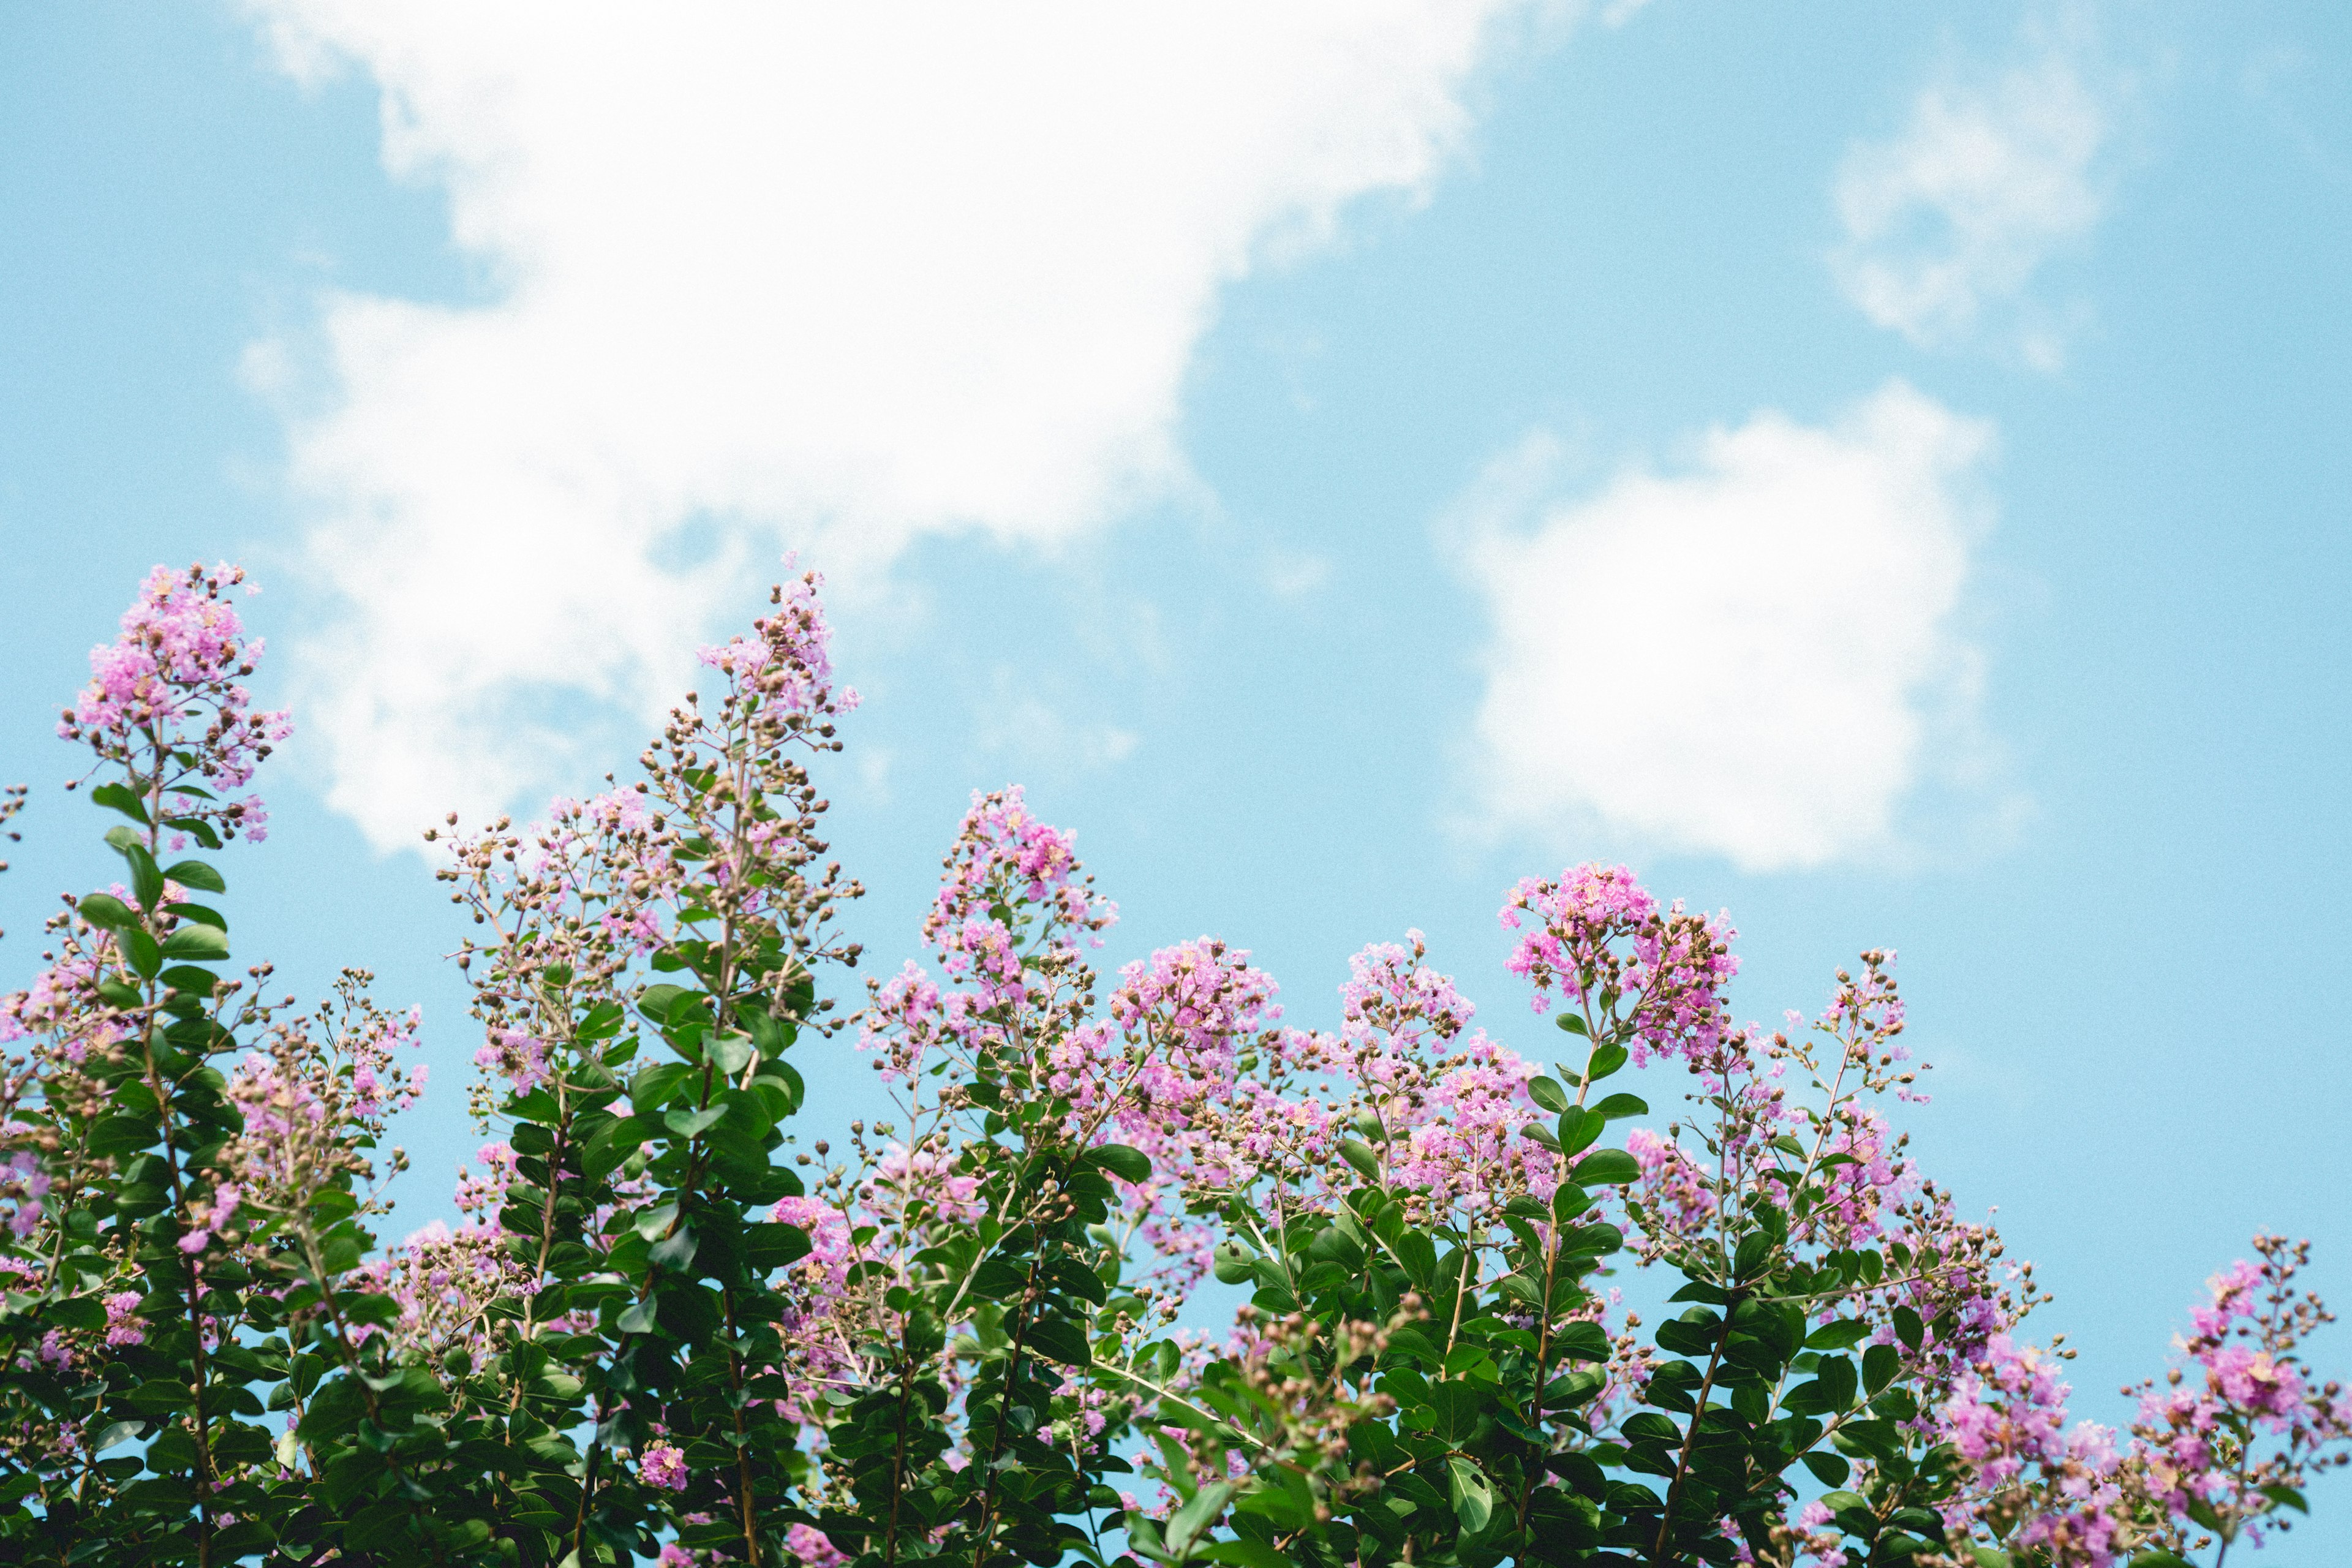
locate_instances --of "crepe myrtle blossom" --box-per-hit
[921,785,1116,1008]
[102,1292,145,1348]
[1499,862,1735,1066]
[57,562,290,846]
[694,565,859,722]
[638,1439,689,1492]
[2126,1237,2352,1551]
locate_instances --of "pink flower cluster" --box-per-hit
[0,1151,50,1240]
[452,1142,519,1219]
[1938,1335,2127,1564]
[2130,1245,2352,1542]
[638,1439,688,1491]
[919,786,1116,1009]
[58,562,290,845]
[694,566,858,721]
[1499,864,1735,1066]
[348,1219,535,1369]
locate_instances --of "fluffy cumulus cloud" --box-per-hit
[241,0,1537,848]
[1456,382,1999,873]
[1830,45,2108,367]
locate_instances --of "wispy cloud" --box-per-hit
[241,1,1540,848]
[1453,382,2008,873]
[1831,41,2110,368]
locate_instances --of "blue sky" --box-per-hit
[2,1,2348,1549]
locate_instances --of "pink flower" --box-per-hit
[1498,864,1735,1067]
[639,1439,688,1491]
[784,1524,846,1566]
[104,1291,146,1347]
[59,562,290,846]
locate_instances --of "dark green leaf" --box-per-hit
[1084,1142,1153,1185]
[1528,1075,1571,1114]
[707,1030,755,1075]
[77,892,135,930]
[1862,1342,1900,1395]
[90,782,151,824]
[1025,1314,1091,1367]
[1806,1317,1869,1351]
[1571,1148,1641,1185]
[649,1226,698,1272]
[160,924,230,961]
[1447,1456,1494,1533]
[1164,1481,1237,1557]
[162,859,226,894]
[123,842,165,909]
[665,1103,726,1140]
[1591,1092,1649,1120]
[1557,1106,1604,1156]
[91,1419,146,1453]
[636,984,691,1024]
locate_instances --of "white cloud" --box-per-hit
[1455,382,2000,873]
[1831,48,2107,364]
[974,668,1141,775]
[241,0,1540,847]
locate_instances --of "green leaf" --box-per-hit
[1025,1314,1092,1366]
[1893,1305,1924,1352]
[1164,1480,1237,1558]
[121,842,165,910]
[633,1203,680,1241]
[122,929,162,979]
[1528,1075,1571,1114]
[160,965,219,996]
[1801,1450,1850,1488]
[164,817,222,851]
[1585,1042,1629,1082]
[1556,1012,1589,1037]
[707,1030,755,1076]
[649,1227,698,1272]
[1815,1353,1858,1411]
[1863,1341,1900,1395]
[2125,1555,2195,1568]
[91,1419,146,1453]
[631,1061,695,1112]
[636,984,691,1025]
[665,1103,727,1140]
[1806,1317,1869,1351]
[162,859,225,894]
[1591,1092,1649,1120]
[1338,1137,1382,1181]
[1447,1456,1494,1533]
[159,924,230,962]
[90,782,151,824]
[1211,1243,1257,1286]
[2259,1482,2309,1514]
[1562,1106,1610,1157]
[582,1116,654,1181]
[77,892,135,930]
[1201,1540,1291,1568]
[1084,1142,1153,1184]
[971,1256,1030,1300]
[1571,1148,1641,1185]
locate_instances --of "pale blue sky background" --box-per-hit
[2,3,2348,1553]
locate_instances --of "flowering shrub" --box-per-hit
[0,560,2345,1567]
